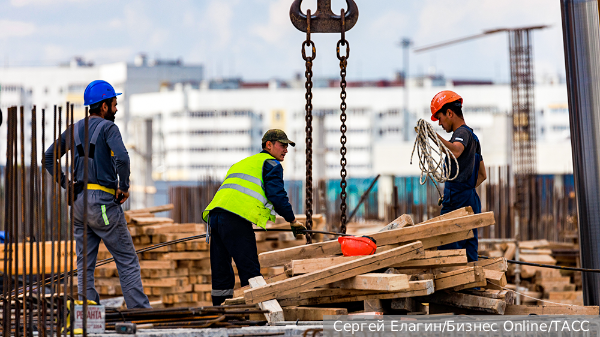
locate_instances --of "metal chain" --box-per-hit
[302,10,316,244]
[337,9,350,234]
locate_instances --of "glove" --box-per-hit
[290,220,307,236]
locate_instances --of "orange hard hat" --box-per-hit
[338,236,377,256]
[430,90,463,121]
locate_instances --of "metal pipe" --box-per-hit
[29,105,37,334]
[50,105,57,335]
[560,0,600,306]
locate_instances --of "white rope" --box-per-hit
[487,281,580,307]
[410,119,459,193]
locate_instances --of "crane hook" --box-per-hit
[290,0,359,33]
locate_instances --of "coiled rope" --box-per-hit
[410,118,459,200]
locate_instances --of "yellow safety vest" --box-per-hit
[202,153,277,229]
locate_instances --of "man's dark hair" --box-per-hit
[262,140,269,150]
[89,97,114,116]
[439,99,463,119]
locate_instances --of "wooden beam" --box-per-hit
[126,204,174,214]
[283,307,347,321]
[0,241,76,274]
[378,214,413,232]
[233,273,289,298]
[420,292,506,315]
[245,241,424,304]
[258,212,494,267]
[248,276,284,325]
[483,269,507,290]
[286,249,466,276]
[461,289,515,305]
[439,257,508,273]
[131,217,174,226]
[330,273,410,291]
[420,206,474,224]
[277,280,434,307]
[434,266,485,291]
[504,305,599,315]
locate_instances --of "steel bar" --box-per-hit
[3,107,14,336]
[69,103,75,337]
[62,103,68,337]
[29,106,37,335]
[20,105,26,337]
[50,105,57,336]
[57,106,63,306]
[40,107,48,337]
[82,108,89,336]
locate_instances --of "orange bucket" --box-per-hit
[338,236,377,256]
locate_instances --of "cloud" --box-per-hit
[10,0,81,6]
[251,0,293,43]
[203,0,235,48]
[0,20,36,38]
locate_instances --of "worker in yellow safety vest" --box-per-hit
[202,129,305,305]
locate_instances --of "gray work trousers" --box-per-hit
[73,190,150,309]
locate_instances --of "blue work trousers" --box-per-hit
[73,190,150,308]
[209,210,261,305]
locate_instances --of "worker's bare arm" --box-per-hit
[476,160,487,187]
[436,133,465,158]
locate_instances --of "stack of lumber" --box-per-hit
[225,207,598,321]
[94,204,314,308]
[482,239,583,306]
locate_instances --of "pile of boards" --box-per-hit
[93,204,322,308]
[480,238,583,306]
[225,207,599,322]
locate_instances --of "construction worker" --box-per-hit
[44,80,150,308]
[430,90,487,262]
[203,129,305,306]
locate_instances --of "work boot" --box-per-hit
[212,295,233,306]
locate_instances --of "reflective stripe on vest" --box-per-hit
[202,153,278,228]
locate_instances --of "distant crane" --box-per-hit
[414,25,548,239]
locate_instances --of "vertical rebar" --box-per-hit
[82,108,89,336]
[62,103,69,337]
[34,106,43,337]
[69,103,75,337]
[29,106,37,335]
[3,107,14,335]
[20,105,26,337]
[57,106,63,301]
[50,105,57,336]
[40,108,48,337]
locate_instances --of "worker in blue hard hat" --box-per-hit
[44,80,151,309]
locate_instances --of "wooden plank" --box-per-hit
[330,273,410,291]
[378,214,413,232]
[277,280,434,307]
[504,243,516,260]
[234,273,289,298]
[505,305,599,315]
[126,204,174,214]
[125,212,153,223]
[519,239,550,250]
[462,289,515,305]
[420,206,474,224]
[248,276,284,325]
[245,241,425,304]
[142,277,188,288]
[483,269,507,290]
[258,212,494,267]
[138,260,176,269]
[131,217,175,226]
[286,249,466,276]
[158,252,210,260]
[519,254,556,265]
[421,292,506,315]
[283,307,347,321]
[0,241,76,274]
[143,223,206,235]
[434,266,485,290]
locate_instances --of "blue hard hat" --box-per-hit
[84,80,122,106]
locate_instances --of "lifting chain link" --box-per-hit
[302,10,316,244]
[337,9,350,234]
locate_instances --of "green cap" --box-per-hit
[262,129,295,147]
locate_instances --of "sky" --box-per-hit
[0,0,567,83]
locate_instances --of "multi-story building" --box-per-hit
[130,76,572,186]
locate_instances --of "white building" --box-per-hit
[130,76,573,186]
[0,55,204,209]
